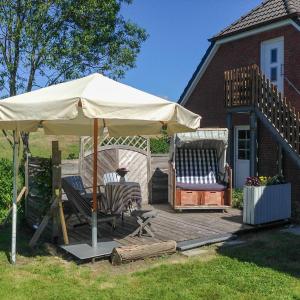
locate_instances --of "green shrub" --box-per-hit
[0,158,13,222]
[232,188,243,209]
[150,135,170,154]
[66,153,77,160]
[32,159,52,218]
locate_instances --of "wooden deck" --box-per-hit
[66,204,252,249]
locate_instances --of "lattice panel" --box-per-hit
[81,134,148,157]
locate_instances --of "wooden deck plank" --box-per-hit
[66,204,248,247]
[152,213,225,235]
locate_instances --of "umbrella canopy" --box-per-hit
[0,73,201,264]
[0,73,200,135]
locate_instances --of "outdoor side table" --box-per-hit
[104,182,142,215]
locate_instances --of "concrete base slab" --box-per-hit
[60,238,120,260]
[177,233,237,251]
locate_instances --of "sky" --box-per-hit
[120,0,261,102]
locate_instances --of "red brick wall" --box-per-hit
[185,25,300,122]
[257,121,278,176]
[184,24,300,219]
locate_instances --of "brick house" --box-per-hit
[179,0,300,218]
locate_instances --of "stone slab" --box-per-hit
[60,238,120,260]
[181,248,210,257]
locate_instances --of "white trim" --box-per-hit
[234,125,250,188]
[180,19,300,106]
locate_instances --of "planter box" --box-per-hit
[243,183,291,225]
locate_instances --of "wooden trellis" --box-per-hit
[79,134,151,203]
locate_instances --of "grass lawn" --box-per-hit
[0,130,80,160]
[0,227,300,300]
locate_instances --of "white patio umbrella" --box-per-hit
[0,73,201,263]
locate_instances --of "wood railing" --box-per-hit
[225,64,300,154]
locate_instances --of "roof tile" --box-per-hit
[212,0,300,40]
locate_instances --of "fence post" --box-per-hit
[52,141,61,244]
[226,112,234,178]
[24,153,29,219]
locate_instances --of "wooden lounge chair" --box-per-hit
[62,177,117,231]
[63,175,102,198]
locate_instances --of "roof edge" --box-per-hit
[178,42,215,104]
[209,13,299,42]
[179,18,300,105]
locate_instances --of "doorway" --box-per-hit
[234,125,250,188]
[261,36,284,92]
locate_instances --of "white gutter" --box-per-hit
[180,19,300,106]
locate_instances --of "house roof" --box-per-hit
[211,0,300,41]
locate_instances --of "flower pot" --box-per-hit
[243,183,291,225]
[116,168,129,183]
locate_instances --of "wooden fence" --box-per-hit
[80,135,151,203]
[225,64,300,154]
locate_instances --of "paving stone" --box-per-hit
[181,248,210,257]
[217,240,246,248]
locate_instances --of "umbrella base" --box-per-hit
[60,238,120,260]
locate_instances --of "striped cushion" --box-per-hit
[175,148,219,184]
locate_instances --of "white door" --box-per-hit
[234,126,250,188]
[261,37,284,92]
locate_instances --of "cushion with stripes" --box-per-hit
[175,148,219,185]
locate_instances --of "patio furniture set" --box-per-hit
[62,172,156,238]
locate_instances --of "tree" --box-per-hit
[0,0,147,154]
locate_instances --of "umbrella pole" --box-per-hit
[11,129,19,264]
[92,119,98,248]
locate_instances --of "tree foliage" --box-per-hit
[0,0,147,153]
[150,134,170,154]
[0,158,13,222]
[0,0,147,96]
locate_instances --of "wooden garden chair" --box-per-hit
[62,178,117,231]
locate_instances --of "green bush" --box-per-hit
[66,153,77,160]
[0,158,13,222]
[150,135,170,154]
[232,188,243,209]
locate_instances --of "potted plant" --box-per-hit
[243,175,291,225]
[116,168,129,183]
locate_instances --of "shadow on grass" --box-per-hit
[217,230,300,278]
[0,223,51,262]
